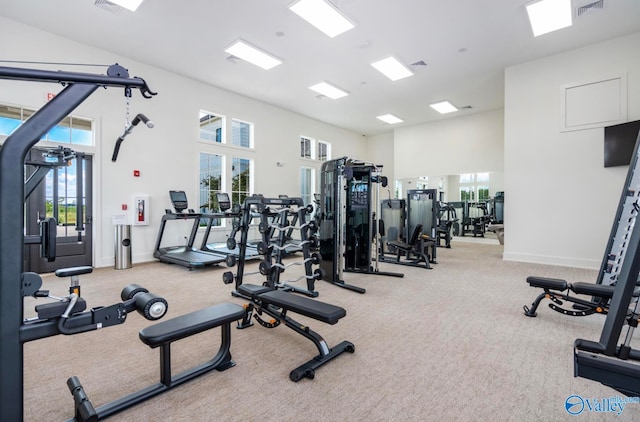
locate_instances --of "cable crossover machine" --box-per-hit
[318,157,403,294]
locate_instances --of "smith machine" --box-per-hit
[318,157,403,294]
[0,64,160,421]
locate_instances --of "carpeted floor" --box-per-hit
[22,238,640,421]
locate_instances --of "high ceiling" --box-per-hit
[2,0,640,135]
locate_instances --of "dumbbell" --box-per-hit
[259,261,273,276]
[226,237,237,250]
[256,241,272,255]
[222,271,235,284]
[313,268,325,281]
[225,255,237,267]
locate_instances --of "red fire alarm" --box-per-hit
[122,204,128,210]
[133,170,140,177]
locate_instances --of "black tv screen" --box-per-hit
[604,120,640,168]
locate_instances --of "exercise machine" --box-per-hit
[66,300,244,421]
[437,202,457,248]
[200,192,261,261]
[0,63,156,421]
[318,157,403,294]
[574,127,640,395]
[153,190,229,269]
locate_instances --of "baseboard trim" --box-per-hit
[503,251,600,270]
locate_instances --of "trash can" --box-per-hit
[114,224,132,269]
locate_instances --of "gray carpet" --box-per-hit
[23,238,640,421]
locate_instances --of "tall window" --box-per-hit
[317,140,331,161]
[460,186,474,202]
[477,186,490,201]
[199,111,224,143]
[232,119,252,148]
[199,153,224,220]
[0,104,92,145]
[459,172,491,202]
[300,167,314,206]
[300,136,313,159]
[232,157,252,206]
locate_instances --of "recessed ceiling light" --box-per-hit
[371,57,413,81]
[309,82,349,99]
[377,114,403,124]
[525,0,572,37]
[224,40,282,70]
[430,101,458,114]
[107,0,144,12]
[289,0,355,38]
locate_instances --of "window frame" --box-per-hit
[231,118,254,149]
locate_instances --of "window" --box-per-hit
[199,111,224,143]
[459,173,474,184]
[232,157,252,206]
[199,153,224,222]
[0,104,93,145]
[300,136,313,159]
[300,167,314,206]
[232,119,253,148]
[459,172,492,202]
[317,140,331,161]
[477,186,490,201]
[460,186,474,202]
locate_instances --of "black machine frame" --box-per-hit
[572,128,640,395]
[0,64,156,420]
[318,157,403,294]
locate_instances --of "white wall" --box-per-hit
[393,108,504,179]
[364,131,394,179]
[0,17,366,268]
[504,31,640,268]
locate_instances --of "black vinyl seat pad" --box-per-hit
[139,303,245,348]
[258,290,346,325]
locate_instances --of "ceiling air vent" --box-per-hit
[94,0,124,14]
[576,0,604,17]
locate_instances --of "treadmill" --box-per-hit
[200,192,261,260]
[153,190,227,269]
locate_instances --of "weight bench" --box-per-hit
[67,303,245,422]
[237,283,355,381]
[523,276,640,317]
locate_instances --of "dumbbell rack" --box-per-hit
[224,195,322,298]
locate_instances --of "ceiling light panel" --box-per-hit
[309,82,349,99]
[526,0,573,37]
[377,114,403,124]
[224,40,282,70]
[289,0,355,38]
[430,101,458,114]
[107,0,144,12]
[371,57,413,81]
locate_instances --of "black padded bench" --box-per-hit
[526,276,568,291]
[236,284,354,381]
[524,276,640,318]
[67,303,244,421]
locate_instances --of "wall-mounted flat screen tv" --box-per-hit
[604,120,640,168]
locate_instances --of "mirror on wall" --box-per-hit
[394,172,504,203]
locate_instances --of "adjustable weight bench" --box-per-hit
[237,284,354,381]
[67,303,245,421]
[523,276,639,317]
